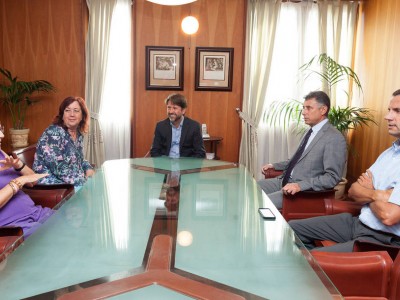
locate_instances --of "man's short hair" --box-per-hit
[165,93,187,109]
[304,91,331,115]
[393,89,400,97]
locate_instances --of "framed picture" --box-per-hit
[145,180,169,218]
[146,46,184,90]
[195,47,234,91]
[193,181,227,217]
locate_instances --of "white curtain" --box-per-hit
[239,0,282,177]
[318,0,359,107]
[100,0,132,161]
[251,0,359,180]
[85,0,132,167]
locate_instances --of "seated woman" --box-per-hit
[0,127,51,237]
[33,96,95,188]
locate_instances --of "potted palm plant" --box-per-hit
[0,68,56,148]
[264,54,377,198]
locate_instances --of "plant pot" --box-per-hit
[334,177,348,199]
[9,128,30,149]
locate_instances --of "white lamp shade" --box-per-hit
[147,0,197,5]
[181,16,199,34]
[177,230,193,247]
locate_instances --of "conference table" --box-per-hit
[0,157,342,299]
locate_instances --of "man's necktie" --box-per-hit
[281,128,313,186]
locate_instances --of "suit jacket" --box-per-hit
[273,122,347,191]
[150,117,206,158]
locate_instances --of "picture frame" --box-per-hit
[146,46,184,90]
[145,178,167,217]
[195,47,234,91]
[193,181,227,218]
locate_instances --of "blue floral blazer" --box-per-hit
[33,124,93,187]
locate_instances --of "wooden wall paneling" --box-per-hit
[0,1,5,128]
[348,0,400,182]
[0,0,86,151]
[133,0,245,162]
[133,1,189,157]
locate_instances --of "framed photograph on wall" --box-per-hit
[193,181,227,218]
[146,46,184,90]
[195,47,234,91]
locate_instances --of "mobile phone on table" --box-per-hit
[258,208,276,220]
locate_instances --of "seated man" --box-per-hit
[289,89,400,252]
[150,93,206,158]
[258,91,347,209]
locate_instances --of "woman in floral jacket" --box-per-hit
[33,96,95,188]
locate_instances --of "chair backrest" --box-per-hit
[0,227,24,263]
[23,184,75,209]
[312,250,392,298]
[324,198,363,217]
[264,168,283,179]
[389,253,400,300]
[11,144,37,169]
[282,190,336,221]
[353,240,400,261]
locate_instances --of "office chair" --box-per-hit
[11,144,37,169]
[11,144,75,208]
[312,250,393,299]
[0,227,24,263]
[0,184,74,262]
[262,167,359,221]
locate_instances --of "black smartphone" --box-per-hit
[258,208,276,220]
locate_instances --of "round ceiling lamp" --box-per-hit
[177,230,193,247]
[181,16,199,34]
[147,0,197,5]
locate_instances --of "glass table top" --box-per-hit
[0,157,341,299]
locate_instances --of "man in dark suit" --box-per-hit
[150,93,206,158]
[258,91,347,209]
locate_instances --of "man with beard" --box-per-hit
[150,93,206,158]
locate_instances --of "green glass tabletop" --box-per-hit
[0,157,341,300]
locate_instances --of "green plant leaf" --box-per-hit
[0,68,56,129]
[264,53,376,158]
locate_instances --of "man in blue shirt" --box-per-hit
[289,89,400,252]
[150,93,206,158]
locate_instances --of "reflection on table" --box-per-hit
[0,157,341,300]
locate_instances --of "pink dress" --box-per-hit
[0,151,53,237]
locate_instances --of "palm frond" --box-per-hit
[300,53,363,95]
[328,106,377,134]
[263,100,304,131]
[0,68,56,129]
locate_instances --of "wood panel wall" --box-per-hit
[3,0,398,171]
[132,0,246,162]
[0,0,86,153]
[347,0,400,182]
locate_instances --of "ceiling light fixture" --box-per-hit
[147,0,197,6]
[181,16,199,35]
